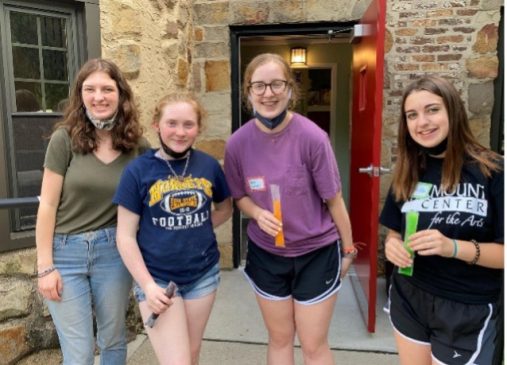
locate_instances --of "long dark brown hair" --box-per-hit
[392,75,502,201]
[53,58,143,153]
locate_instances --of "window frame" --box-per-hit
[0,0,100,252]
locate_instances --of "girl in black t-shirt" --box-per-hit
[380,75,503,365]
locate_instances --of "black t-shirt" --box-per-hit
[380,156,504,304]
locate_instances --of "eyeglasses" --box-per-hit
[249,80,288,96]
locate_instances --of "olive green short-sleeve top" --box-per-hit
[44,128,149,234]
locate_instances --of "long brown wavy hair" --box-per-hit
[392,75,502,201]
[53,58,143,153]
[242,53,300,112]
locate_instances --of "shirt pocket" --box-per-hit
[285,164,310,196]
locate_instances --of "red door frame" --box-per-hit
[349,0,386,333]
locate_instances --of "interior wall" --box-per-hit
[241,42,353,205]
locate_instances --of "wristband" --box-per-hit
[37,266,56,278]
[467,239,480,265]
[342,245,358,259]
[452,239,458,258]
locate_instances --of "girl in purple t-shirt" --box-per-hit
[225,53,357,365]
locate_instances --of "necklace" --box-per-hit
[164,150,191,181]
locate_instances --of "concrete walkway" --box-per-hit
[124,268,399,364]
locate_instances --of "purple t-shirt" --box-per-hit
[224,112,341,257]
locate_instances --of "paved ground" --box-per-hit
[18,268,399,364]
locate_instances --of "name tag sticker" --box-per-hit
[248,177,266,192]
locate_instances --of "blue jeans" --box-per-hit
[45,227,132,365]
[133,262,220,301]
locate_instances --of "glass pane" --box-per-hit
[12,46,40,79]
[10,11,38,45]
[41,16,66,48]
[15,82,42,112]
[43,50,67,81]
[45,83,69,112]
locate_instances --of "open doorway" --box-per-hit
[229,23,355,267]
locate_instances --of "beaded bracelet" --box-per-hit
[467,239,480,265]
[37,266,56,278]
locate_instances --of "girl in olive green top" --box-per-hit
[35,58,148,365]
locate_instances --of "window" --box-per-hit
[0,0,100,252]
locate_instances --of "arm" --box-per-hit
[325,191,355,277]
[211,198,233,228]
[235,195,281,237]
[116,206,172,314]
[408,230,504,269]
[35,168,64,301]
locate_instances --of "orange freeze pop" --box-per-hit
[273,199,285,247]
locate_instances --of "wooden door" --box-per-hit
[349,0,386,333]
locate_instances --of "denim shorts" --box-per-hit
[133,262,220,302]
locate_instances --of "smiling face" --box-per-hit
[81,71,119,120]
[154,101,200,155]
[248,61,291,120]
[404,90,449,149]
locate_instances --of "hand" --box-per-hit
[409,229,454,257]
[385,235,412,268]
[340,256,354,278]
[38,270,63,301]
[144,281,173,314]
[255,209,282,238]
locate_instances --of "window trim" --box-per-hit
[0,0,100,252]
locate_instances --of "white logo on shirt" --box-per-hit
[453,350,462,358]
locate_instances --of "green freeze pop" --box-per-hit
[398,211,419,276]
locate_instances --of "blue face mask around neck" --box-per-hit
[254,109,288,130]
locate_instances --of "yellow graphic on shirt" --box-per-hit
[149,176,213,208]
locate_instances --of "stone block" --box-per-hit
[177,57,189,87]
[0,249,35,275]
[468,82,494,115]
[201,26,229,42]
[0,323,30,364]
[306,0,354,21]
[270,0,304,23]
[195,139,226,160]
[108,44,142,80]
[195,42,229,59]
[205,60,230,92]
[231,2,269,24]
[466,56,498,79]
[192,62,202,92]
[193,2,229,25]
[0,278,32,321]
[194,27,204,42]
[163,21,179,39]
[473,24,499,53]
[395,28,418,36]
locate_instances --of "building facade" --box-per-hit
[0,0,501,362]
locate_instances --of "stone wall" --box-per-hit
[2,0,501,362]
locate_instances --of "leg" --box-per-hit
[256,295,296,365]
[184,291,217,365]
[394,329,431,365]
[295,293,336,365]
[47,233,95,365]
[91,232,132,365]
[139,298,191,365]
[45,272,95,365]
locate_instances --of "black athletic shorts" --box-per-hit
[244,238,342,305]
[388,274,498,365]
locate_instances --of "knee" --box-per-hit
[268,329,295,349]
[300,340,329,359]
